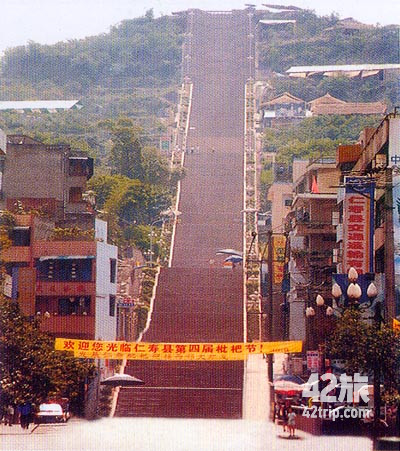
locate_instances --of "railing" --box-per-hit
[243,78,260,342]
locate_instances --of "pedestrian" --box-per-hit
[280,404,288,432]
[18,401,32,429]
[190,146,194,154]
[196,145,200,153]
[5,404,14,426]
[287,407,297,437]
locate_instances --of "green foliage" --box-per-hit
[105,179,171,225]
[259,11,399,73]
[141,146,171,186]
[258,9,399,106]
[51,227,95,241]
[326,309,400,392]
[87,174,130,210]
[1,14,183,90]
[262,115,381,163]
[0,298,95,410]
[102,117,144,180]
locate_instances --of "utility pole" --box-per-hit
[267,230,273,382]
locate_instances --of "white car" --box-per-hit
[35,403,69,423]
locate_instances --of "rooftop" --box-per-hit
[286,64,400,78]
[0,100,82,112]
[309,93,386,116]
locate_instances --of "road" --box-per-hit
[0,418,373,451]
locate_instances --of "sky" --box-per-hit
[0,0,399,55]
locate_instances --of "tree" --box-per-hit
[141,146,171,186]
[104,178,171,226]
[87,174,131,210]
[0,297,95,412]
[326,308,400,423]
[106,117,145,180]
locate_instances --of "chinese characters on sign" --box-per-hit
[306,350,320,372]
[342,176,375,274]
[272,234,286,284]
[55,339,302,360]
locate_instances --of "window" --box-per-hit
[37,258,93,281]
[69,158,89,176]
[11,227,31,246]
[69,187,83,203]
[109,295,116,317]
[110,258,117,284]
[376,195,385,228]
[57,296,90,316]
[284,198,292,207]
[375,247,385,273]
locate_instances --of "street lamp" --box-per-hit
[310,266,383,427]
[149,209,181,265]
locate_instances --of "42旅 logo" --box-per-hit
[302,373,370,403]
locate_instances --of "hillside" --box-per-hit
[257,9,399,105]
[0,8,396,164]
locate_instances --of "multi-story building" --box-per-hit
[285,158,340,350]
[335,115,398,321]
[2,215,117,341]
[1,135,93,226]
[0,133,118,341]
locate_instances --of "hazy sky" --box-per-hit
[0,0,399,54]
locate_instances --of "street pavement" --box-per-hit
[0,357,373,450]
[0,416,373,451]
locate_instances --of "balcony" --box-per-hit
[40,314,95,338]
[36,281,95,296]
[294,221,335,236]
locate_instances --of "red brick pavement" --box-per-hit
[116,9,253,419]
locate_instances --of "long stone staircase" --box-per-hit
[115,9,253,419]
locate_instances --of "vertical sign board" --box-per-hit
[306,350,320,372]
[342,176,375,274]
[272,234,286,284]
[389,118,400,300]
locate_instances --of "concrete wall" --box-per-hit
[267,182,292,233]
[3,144,65,201]
[95,218,118,341]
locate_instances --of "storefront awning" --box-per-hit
[38,255,95,261]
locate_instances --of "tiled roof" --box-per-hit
[262,92,305,106]
[308,93,386,115]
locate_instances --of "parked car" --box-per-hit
[35,400,70,424]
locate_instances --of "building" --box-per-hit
[286,63,400,80]
[308,93,387,116]
[1,135,93,226]
[0,133,118,340]
[0,100,82,113]
[285,158,340,351]
[334,114,399,321]
[1,215,117,341]
[260,92,307,127]
[262,163,293,341]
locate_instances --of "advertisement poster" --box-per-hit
[342,176,375,274]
